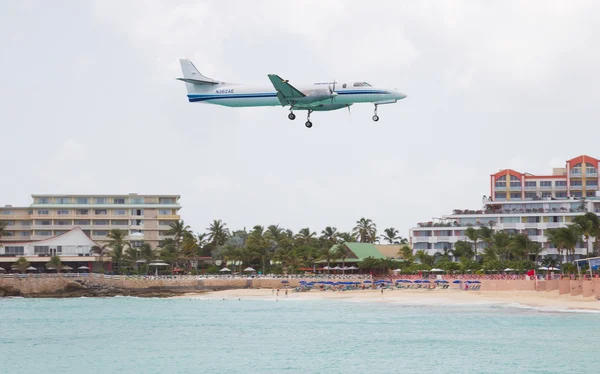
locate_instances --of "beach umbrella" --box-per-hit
[243,267,256,272]
[363,280,372,283]
[148,261,169,276]
[0,267,5,272]
[547,267,560,271]
[332,266,341,270]
[430,268,444,272]
[26,266,37,271]
[62,265,73,271]
[452,280,462,284]
[393,268,402,272]
[538,266,549,271]
[348,266,358,270]
[281,280,289,284]
[219,267,231,272]
[435,279,449,283]
[322,266,330,270]
[503,268,514,271]
[78,266,90,270]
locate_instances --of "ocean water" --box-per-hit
[1,297,599,374]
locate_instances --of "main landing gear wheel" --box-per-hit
[305,121,313,128]
[372,104,379,122]
[288,112,296,120]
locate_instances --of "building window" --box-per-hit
[57,210,70,215]
[75,220,90,225]
[34,246,50,255]
[131,241,144,248]
[114,209,126,216]
[76,198,89,204]
[1,210,12,215]
[570,181,582,186]
[131,198,144,204]
[572,192,583,198]
[587,191,596,197]
[586,167,597,174]
[130,229,143,236]
[76,209,89,215]
[94,220,109,226]
[5,246,25,255]
[54,231,67,236]
[510,193,521,200]
[555,181,567,187]
[56,220,71,226]
[37,231,52,236]
[586,180,598,186]
[159,198,175,204]
[540,181,552,187]
[95,197,107,204]
[111,220,128,226]
[37,210,49,215]
[159,209,171,216]
[20,232,29,237]
[22,221,31,226]
[39,220,51,226]
[495,192,506,200]
[3,231,14,236]
[37,198,50,204]
[524,181,536,187]
[113,198,125,204]
[131,209,143,216]
[510,182,521,188]
[56,197,70,204]
[93,230,108,236]
[3,220,14,226]
[541,192,552,198]
[556,192,567,198]
[95,209,108,215]
[525,192,537,199]
[131,219,143,226]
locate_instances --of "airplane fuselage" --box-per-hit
[187,83,405,110]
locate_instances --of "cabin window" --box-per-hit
[342,83,347,88]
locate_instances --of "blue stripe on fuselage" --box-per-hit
[186,90,389,102]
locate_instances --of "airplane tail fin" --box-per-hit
[177,59,220,93]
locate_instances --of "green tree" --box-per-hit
[453,240,474,260]
[90,244,110,273]
[107,228,129,272]
[381,227,400,244]
[546,227,578,263]
[337,232,356,243]
[47,255,63,273]
[320,226,339,247]
[333,244,349,271]
[415,250,435,267]
[352,218,377,243]
[295,228,317,247]
[491,231,511,261]
[571,213,599,256]
[465,227,479,260]
[207,219,230,246]
[14,257,30,274]
[399,245,413,261]
[247,225,271,274]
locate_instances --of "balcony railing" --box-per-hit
[495,186,506,191]
[524,186,537,190]
[570,185,583,190]
[586,185,598,191]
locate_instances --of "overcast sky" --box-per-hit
[1,1,599,237]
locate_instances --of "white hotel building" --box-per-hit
[409,155,600,260]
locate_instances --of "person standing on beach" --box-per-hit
[285,288,288,297]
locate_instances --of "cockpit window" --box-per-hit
[362,82,371,87]
[353,82,372,87]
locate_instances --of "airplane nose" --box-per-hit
[396,91,407,100]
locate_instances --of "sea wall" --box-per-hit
[480,280,536,291]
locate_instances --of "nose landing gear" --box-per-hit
[372,104,379,122]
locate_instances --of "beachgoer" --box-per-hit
[285,289,288,296]
[381,288,384,294]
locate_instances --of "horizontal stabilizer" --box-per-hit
[176,77,219,85]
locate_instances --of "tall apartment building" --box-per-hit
[0,193,181,249]
[409,155,599,260]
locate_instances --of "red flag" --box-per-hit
[526,269,535,277]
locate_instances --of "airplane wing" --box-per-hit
[268,74,305,106]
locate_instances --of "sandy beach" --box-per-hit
[178,288,600,312]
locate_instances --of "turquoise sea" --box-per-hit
[1,297,599,373]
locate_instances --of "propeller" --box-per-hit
[328,79,338,103]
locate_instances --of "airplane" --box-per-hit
[177,59,407,128]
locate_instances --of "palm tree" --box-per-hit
[295,228,317,247]
[491,231,511,261]
[90,244,110,273]
[381,227,400,244]
[352,218,377,243]
[546,227,578,263]
[415,250,434,267]
[333,244,348,272]
[207,219,230,246]
[571,213,599,256]
[14,257,30,274]
[247,225,271,274]
[465,227,479,260]
[509,234,533,260]
[398,245,413,261]
[318,246,339,273]
[166,220,191,247]
[107,228,129,272]
[453,240,474,260]
[337,232,356,243]
[320,226,339,247]
[47,255,63,273]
